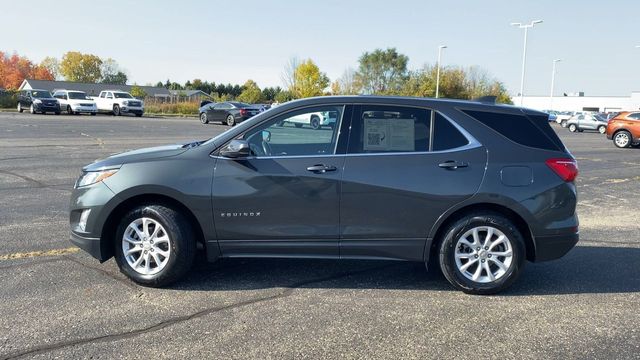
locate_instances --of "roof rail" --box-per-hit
[473,96,497,104]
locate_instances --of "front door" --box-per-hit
[340,105,487,261]
[212,104,351,258]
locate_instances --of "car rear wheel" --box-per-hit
[598,125,606,134]
[113,104,121,116]
[568,124,577,132]
[614,130,632,148]
[200,112,209,124]
[226,114,235,126]
[67,105,74,115]
[438,212,525,295]
[114,205,196,287]
[17,103,23,113]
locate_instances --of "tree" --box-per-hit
[60,51,103,82]
[155,81,164,88]
[130,85,147,99]
[237,79,264,104]
[293,59,329,98]
[355,48,408,94]
[101,58,127,84]
[281,57,300,94]
[0,52,54,89]
[274,90,295,103]
[40,57,60,80]
[262,86,282,101]
[333,67,360,95]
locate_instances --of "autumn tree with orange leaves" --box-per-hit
[0,51,54,90]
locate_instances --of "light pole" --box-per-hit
[549,59,562,110]
[511,20,543,106]
[435,45,447,98]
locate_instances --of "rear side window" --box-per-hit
[348,105,431,153]
[627,112,640,120]
[462,110,561,151]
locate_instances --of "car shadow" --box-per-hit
[169,245,639,296]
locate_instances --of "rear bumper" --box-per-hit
[70,231,107,262]
[533,232,579,262]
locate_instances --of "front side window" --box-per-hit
[243,105,344,157]
[114,92,132,99]
[348,105,430,154]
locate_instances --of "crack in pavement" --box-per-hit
[1,263,394,360]
[0,169,72,193]
[63,255,141,292]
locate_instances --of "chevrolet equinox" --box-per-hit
[70,96,579,294]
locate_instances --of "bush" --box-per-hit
[0,90,18,109]
[144,101,199,115]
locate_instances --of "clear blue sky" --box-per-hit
[3,0,638,95]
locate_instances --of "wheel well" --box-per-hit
[100,194,206,260]
[430,203,535,262]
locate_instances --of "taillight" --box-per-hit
[239,109,247,116]
[546,158,578,182]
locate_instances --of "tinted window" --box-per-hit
[31,90,52,98]
[462,110,561,151]
[627,112,640,120]
[348,105,430,153]
[243,105,344,157]
[432,113,469,151]
[215,103,232,110]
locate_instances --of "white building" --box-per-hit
[512,92,640,113]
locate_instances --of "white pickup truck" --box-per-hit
[92,90,144,117]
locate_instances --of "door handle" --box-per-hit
[306,164,337,173]
[438,161,468,170]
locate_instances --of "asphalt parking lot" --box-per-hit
[0,112,638,359]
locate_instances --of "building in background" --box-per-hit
[512,92,640,113]
[18,79,171,100]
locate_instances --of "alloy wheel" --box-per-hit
[122,217,171,275]
[614,132,630,148]
[454,226,513,283]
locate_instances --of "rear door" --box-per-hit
[212,104,352,257]
[339,104,486,261]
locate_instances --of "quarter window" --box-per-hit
[243,105,344,157]
[432,113,470,151]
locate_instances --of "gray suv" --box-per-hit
[70,96,579,294]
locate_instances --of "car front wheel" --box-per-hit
[226,114,235,126]
[17,103,23,113]
[438,212,525,295]
[561,120,568,127]
[568,124,577,132]
[114,205,196,287]
[29,104,35,114]
[113,104,121,116]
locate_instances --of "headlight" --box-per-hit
[33,99,42,104]
[76,169,118,188]
[122,100,129,105]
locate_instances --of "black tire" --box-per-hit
[226,114,235,126]
[17,103,23,113]
[310,115,321,130]
[598,125,606,134]
[91,112,97,116]
[560,120,567,128]
[568,124,577,132]
[135,113,143,118]
[29,104,35,114]
[276,120,285,127]
[114,205,196,287]
[200,112,209,124]
[67,105,74,115]
[613,130,632,148]
[438,212,526,295]
[113,104,121,116]
[294,123,303,128]
[55,111,60,115]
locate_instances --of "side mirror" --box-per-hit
[220,139,250,158]
[262,130,271,142]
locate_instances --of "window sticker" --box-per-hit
[363,118,414,151]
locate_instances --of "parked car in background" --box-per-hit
[201,101,260,126]
[541,110,558,122]
[17,89,60,115]
[606,111,640,148]
[92,90,144,117]
[566,113,608,133]
[556,111,574,127]
[53,90,97,115]
[278,110,338,129]
[70,96,579,294]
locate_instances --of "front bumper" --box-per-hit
[71,105,97,113]
[121,106,144,115]
[70,231,107,261]
[533,232,579,262]
[34,103,60,112]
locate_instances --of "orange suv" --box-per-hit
[606,111,640,148]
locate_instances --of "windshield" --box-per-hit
[68,92,88,100]
[114,92,133,99]
[32,90,52,98]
